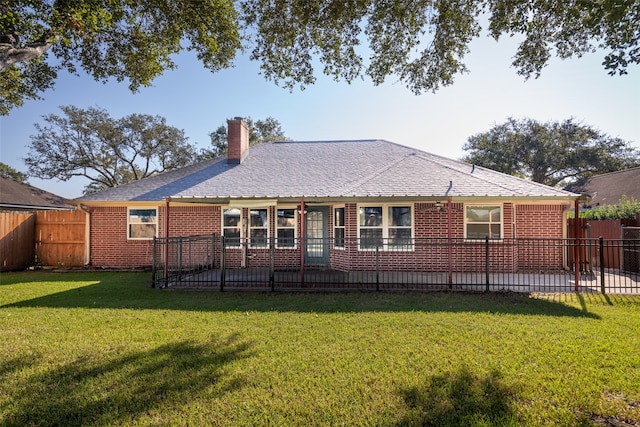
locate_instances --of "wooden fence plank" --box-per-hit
[35,210,86,267]
[0,212,36,271]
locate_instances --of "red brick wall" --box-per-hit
[516,204,567,270]
[89,202,568,270]
[515,204,565,238]
[89,206,150,267]
[89,205,220,268]
[163,205,220,237]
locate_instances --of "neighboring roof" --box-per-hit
[74,140,578,203]
[0,176,71,210]
[564,167,640,207]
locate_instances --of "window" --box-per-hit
[277,208,296,248]
[388,206,412,249]
[360,206,383,249]
[334,207,345,248]
[358,205,412,250]
[128,208,157,239]
[465,205,502,239]
[223,208,241,247]
[249,208,268,248]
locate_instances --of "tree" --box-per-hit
[462,118,640,187]
[577,196,640,220]
[2,1,638,114]
[200,116,288,159]
[25,106,197,194]
[0,161,27,182]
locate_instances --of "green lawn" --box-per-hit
[1,271,639,426]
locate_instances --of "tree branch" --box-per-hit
[0,30,59,71]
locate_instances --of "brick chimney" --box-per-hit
[227,117,249,164]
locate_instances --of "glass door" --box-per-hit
[305,206,329,265]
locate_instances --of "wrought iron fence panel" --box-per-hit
[151,235,640,294]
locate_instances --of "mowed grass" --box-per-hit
[0,272,639,426]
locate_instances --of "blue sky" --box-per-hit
[1,32,639,199]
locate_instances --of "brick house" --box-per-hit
[72,118,580,272]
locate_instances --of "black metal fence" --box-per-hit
[152,235,640,294]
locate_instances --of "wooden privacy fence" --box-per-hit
[567,218,639,269]
[0,210,85,271]
[1,212,36,271]
[35,210,85,267]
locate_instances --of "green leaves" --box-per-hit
[1,1,639,114]
[579,196,640,220]
[462,117,640,187]
[25,106,198,194]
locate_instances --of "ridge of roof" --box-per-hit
[411,150,577,197]
[338,149,411,195]
[569,166,640,185]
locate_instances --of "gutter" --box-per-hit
[76,203,91,266]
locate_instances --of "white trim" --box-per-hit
[276,207,298,249]
[248,207,269,248]
[463,204,503,240]
[127,207,158,240]
[333,206,346,250]
[357,203,414,251]
[222,207,242,248]
[228,199,277,208]
[222,206,271,249]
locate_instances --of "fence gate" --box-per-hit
[35,210,86,267]
[0,212,36,271]
[622,227,640,273]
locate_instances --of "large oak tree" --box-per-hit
[2,1,639,114]
[25,106,198,194]
[462,117,640,187]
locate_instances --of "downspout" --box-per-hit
[77,204,91,266]
[447,197,453,287]
[300,198,306,282]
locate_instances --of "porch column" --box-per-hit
[164,197,171,282]
[300,198,305,283]
[574,198,580,291]
[447,197,453,287]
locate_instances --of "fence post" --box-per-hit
[152,237,158,288]
[177,236,183,279]
[220,235,225,291]
[376,243,380,291]
[599,237,606,294]
[485,237,490,292]
[270,237,275,291]
[211,233,215,270]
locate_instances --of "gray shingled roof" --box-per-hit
[1,176,71,210]
[564,167,640,207]
[74,140,578,203]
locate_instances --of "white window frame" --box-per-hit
[357,204,414,251]
[222,208,242,247]
[248,208,269,248]
[334,206,346,249]
[222,207,271,248]
[276,207,297,249]
[464,204,503,240]
[127,207,157,240]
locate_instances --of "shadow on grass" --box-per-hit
[0,271,612,318]
[396,366,519,426]
[1,335,252,427]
